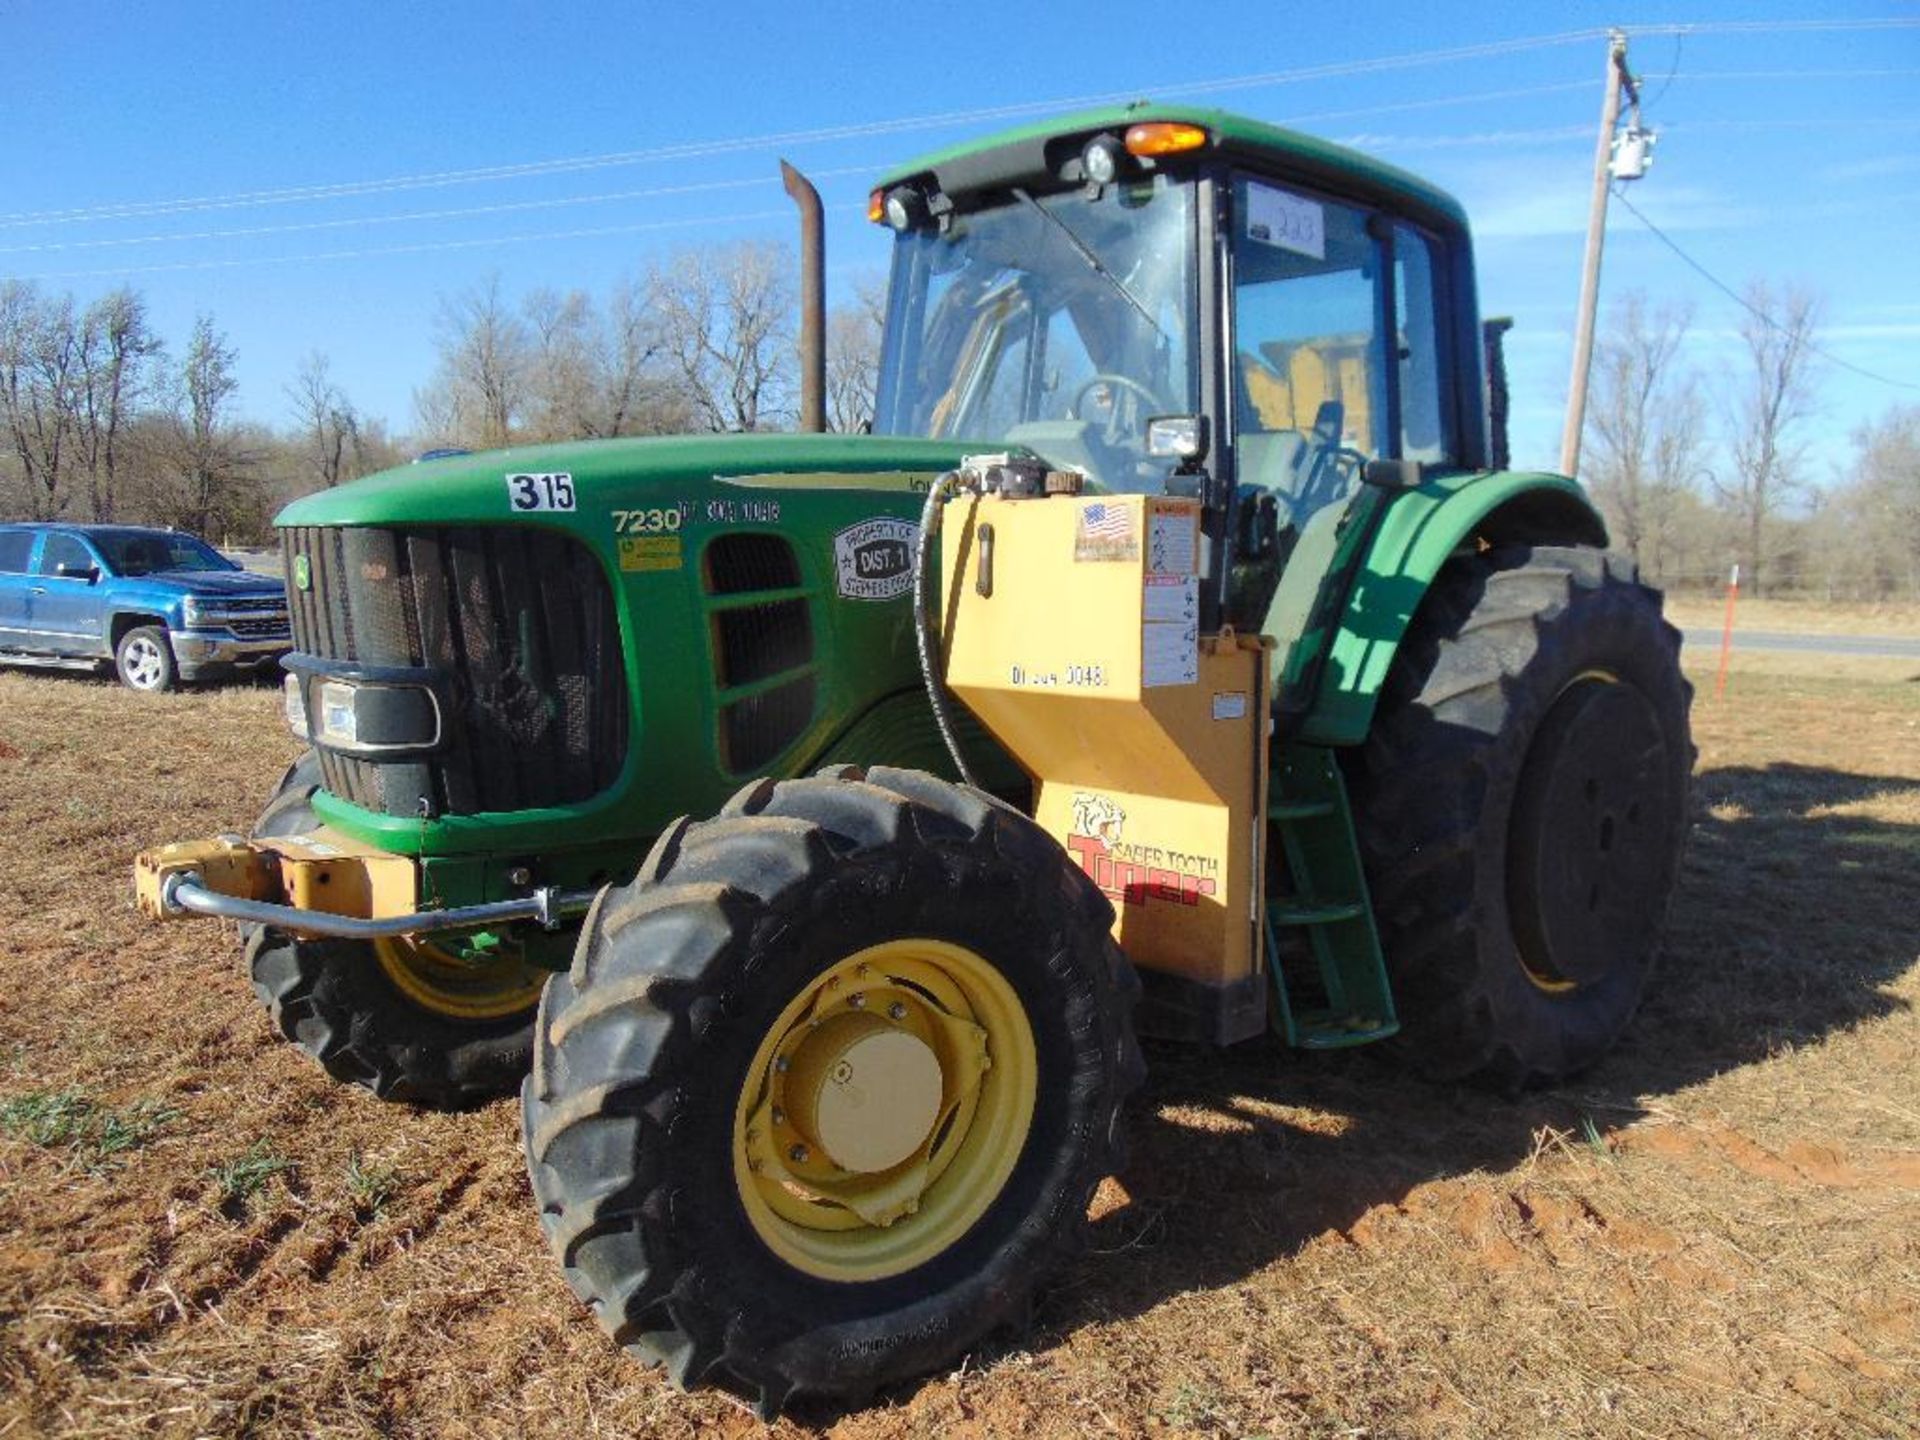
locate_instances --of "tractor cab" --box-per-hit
[869,106,1483,637]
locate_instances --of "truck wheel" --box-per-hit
[1346,546,1692,1088]
[243,750,544,1108]
[523,766,1140,1416]
[115,625,176,692]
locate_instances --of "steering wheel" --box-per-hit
[1070,373,1164,424]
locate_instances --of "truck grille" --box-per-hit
[282,524,628,818]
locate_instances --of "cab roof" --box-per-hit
[876,103,1468,234]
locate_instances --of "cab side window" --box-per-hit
[1230,181,1458,526]
[1230,181,1386,527]
[36,533,94,576]
[0,531,34,574]
[1394,223,1453,466]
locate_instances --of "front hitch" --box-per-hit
[133,831,596,940]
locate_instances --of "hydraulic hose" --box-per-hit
[912,470,981,790]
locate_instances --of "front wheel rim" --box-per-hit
[731,938,1039,1283]
[373,935,547,1021]
[123,637,164,689]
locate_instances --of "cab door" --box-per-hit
[30,531,109,656]
[0,529,38,648]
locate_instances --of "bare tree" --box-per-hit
[1840,404,1920,599]
[1581,292,1704,581]
[0,282,81,520]
[825,277,886,433]
[417,274,529,449]
[73,288,162,522]
[287,351,363,490]
[646,241,794,432]
[155,315,250,535]
[1716,281,1822,595]
[603,278,693,436]
[522,286,602,443]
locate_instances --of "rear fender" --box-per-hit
[1295,471,1607,746]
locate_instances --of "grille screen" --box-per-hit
[702,533,814,774]
[283,525,628,817]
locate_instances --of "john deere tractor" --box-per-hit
[135,106,1691,1412]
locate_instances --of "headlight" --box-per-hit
[311,680,441,754]
[283,674,309,740]
[182,596,206,626]
[318,682,360,746]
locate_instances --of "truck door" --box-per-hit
[0,530,36,648]
[30,531,109,656]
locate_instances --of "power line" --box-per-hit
[0,166,880,258]
[1609,186,1920,393]
[15,208,804,283]
[7,18,1913,232]
[0,79,1623,259]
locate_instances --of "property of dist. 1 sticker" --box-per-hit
[833,517,918,601]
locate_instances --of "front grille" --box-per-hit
[229,615,290,639]
[283,525,628,817]
[224,596,288,614]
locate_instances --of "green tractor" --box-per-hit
[136,106,1691,1412]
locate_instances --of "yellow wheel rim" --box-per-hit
[373,935,547,1021]
[731,938,1038,1283]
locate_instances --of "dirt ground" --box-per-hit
[0,644,1915,1439]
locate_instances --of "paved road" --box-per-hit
[1682,628,1920,659]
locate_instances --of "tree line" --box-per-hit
[412,239,880,450]
[1,240,881,544]
[5,250,1914,602]
[1580,282,1918,601]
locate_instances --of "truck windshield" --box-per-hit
[872,175,1197,494]
[95,530,238,576]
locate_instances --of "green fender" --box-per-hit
[1289,470,1608,747]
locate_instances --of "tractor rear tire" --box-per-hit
[522,765,1141,1416]
[1346,545,1692,1088]
[243,750,542,1109]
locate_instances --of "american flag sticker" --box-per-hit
[1074,499,1140,562]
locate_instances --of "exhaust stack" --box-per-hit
[780,159,826,434]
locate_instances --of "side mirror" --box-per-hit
[55,562,99,582]
[1146,414,1210,464]
[1362,458,1423,491]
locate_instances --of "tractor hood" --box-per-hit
[276,433,979,530]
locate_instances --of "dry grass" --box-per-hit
[1665,595,1920,638]
[0,658,1915,1439]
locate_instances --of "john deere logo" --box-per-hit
[832,517,917,602]
[292,555,311,591]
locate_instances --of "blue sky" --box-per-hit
[3,1,1915,481]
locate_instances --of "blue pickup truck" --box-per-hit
[0,523,289,692]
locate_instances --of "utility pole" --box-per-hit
[1560,30,1644,479]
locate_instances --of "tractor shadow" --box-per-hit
[1034,760,1920,1338]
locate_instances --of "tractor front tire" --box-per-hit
[523,766,1141,1416]
[243,750,543,1109]
[1348,545,1692,1088]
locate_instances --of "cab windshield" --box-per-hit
[872,175,1197,493]
[95,530,237,576]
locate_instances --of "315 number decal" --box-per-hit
[507,472,576,512]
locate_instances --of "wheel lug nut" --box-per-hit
[789,1143,810,1164]
[774,1056,790,1073]
[888,1002,907,1021]
[848,992,866,1008]
[771,1106,785,1125]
